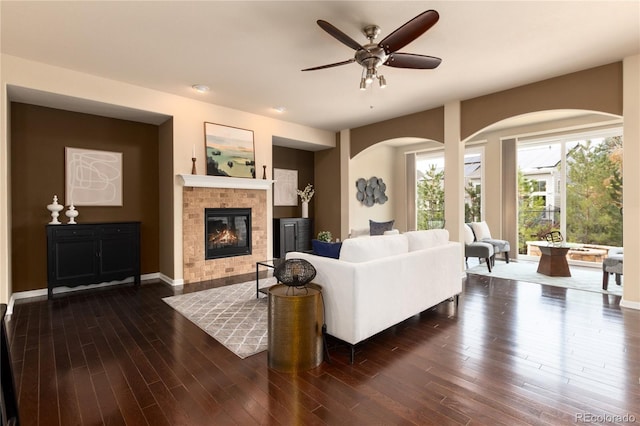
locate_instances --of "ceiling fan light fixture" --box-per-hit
[359,78,367,90]
[365,69,376,84]
[378,75,387,88]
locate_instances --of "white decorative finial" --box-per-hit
[65,203,79,224]
[47,195,64,224]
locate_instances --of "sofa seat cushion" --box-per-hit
[404,230,450,251]
[339,234,408,263]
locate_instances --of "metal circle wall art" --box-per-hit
[355,177,388,206]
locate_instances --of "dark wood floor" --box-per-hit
[5,271,639,425]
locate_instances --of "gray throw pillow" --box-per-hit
[369,219,395,236]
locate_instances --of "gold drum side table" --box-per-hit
[268,283,323,372]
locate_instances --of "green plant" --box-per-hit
[317,231,332,242]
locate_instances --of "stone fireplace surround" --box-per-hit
[180,175,273,284]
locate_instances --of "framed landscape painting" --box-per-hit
[204,122,255,178]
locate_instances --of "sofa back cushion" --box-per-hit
[349,227,370,238]
[404,230,450,251]
[339,234,408,263]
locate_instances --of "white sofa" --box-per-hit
[286,230,462,362]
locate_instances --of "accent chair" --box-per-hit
[464,223,494,272]
[469,221,510,264]
[602,247,623,290]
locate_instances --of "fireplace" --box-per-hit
[205,208,251,260]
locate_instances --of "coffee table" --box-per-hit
[537,245,571,277]
[255,258,283,298]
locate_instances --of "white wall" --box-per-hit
[349,144,395,232]
[0,54,336,302]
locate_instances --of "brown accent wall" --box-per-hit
[314,134,342,239]
[182,187,267,284]
[272,145,314,219]
[10,103,160,292]
[461,62,623,140]
[350,107,445,158]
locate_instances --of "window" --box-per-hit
[464,147,484,223]
[415,151,445,230]
[517,128,623,256]
[413,146,484,230]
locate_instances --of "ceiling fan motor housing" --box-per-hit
[355,45,388,70]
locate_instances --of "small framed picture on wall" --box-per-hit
[273,168,298,206]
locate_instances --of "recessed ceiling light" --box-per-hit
[192,84,210,93]
[273,106,286,113]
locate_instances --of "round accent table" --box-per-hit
[267,283,323,372]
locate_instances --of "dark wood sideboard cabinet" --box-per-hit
[273,218,312,258]
[46,222,141,299]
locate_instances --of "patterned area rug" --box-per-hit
[163,277,277,358]
[467,260,623,295]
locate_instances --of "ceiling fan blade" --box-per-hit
[317,20,364,51]
[302,58,356,71]
[378,10,439,54]
[384,53,441,69]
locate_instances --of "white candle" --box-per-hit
[192,145,196,158]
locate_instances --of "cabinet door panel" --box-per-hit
[100,240,133,275]
[296,219,311,252]
[53,240,98,281]
[282,222,297,255]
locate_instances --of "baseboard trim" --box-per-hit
[620,298,640,310]
[159,273,183,286]
[5,273,169,316]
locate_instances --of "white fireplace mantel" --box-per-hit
[177,174,274,190]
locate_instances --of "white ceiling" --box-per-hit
[2,1,639,133]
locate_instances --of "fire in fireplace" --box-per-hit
[205,208,251,259]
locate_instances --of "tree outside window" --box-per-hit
[417,164,445,230]
[565,137,623,246]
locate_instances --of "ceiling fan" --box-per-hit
[302,10,442,90]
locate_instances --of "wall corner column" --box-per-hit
[622,54,640,309]
[444,101,464,244]
[0,85,11,305]
[340,129,351,240]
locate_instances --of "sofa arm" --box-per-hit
[285,252,359,343]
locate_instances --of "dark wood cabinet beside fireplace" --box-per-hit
[46,222,141,299]
[273,218,312,258]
